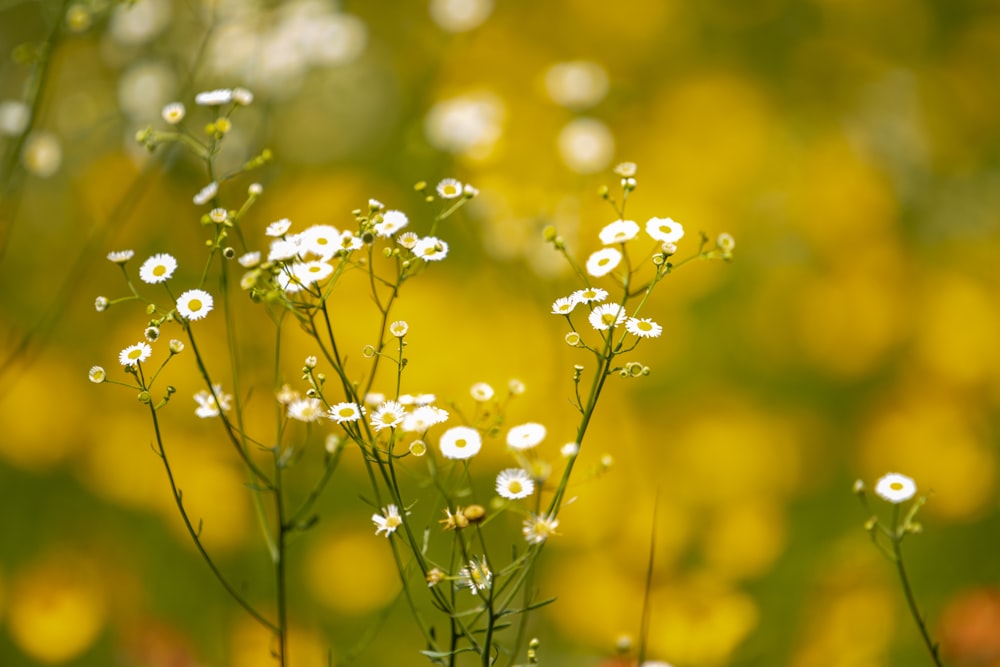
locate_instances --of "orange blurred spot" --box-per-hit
[939,588,1000,666]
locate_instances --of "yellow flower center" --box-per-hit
[508,481,523,494]
[188,299,203,311]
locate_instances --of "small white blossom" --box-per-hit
[646,217,684,243]
[193,182,218,205]
[194,384,232,418]
[372,505,403,537]
[599,219,640,245]
[176,289,214,321]
[496,468,534,499]
[161,102,185,124]
[588,303,626,331]
[875,473,917,504]
[506,422,546,450]
[139,253,177,284]
[195,89,233,106]
[585,247,621,277]
[436,178,463,199]
[439,425,482,459]
[118,342,151,367]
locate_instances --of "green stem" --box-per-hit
[890,510,944,667]
[145,396,277,633]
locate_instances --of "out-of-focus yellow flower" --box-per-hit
[792,540,896,667]
[0,357,92,470]
[7,553,107,664]
[304,525,399,614]
[913,272,1000,387]
[702,499,787,581]
[229,618,329,667]
[794,265,907,377]
[859,390,997,520]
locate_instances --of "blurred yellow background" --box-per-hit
[1,0,998,666]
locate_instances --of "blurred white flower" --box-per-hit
[425,92,505,157]
[558,117,615,174]
[429,0,493,32]
[544,60,609,110]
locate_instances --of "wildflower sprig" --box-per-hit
[92,90,731,667]
[856,473,945,667]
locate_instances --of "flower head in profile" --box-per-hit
[389,320,409,337]
[523,513,559,544]
[506,422,546,450]
[646,217,684,243]
[370,400,406,432]
[119,342,151,367]
[586,247,621,277]
[875,473,917,503]
[402,405,449,432]
[599,219,639,245]
[107,249,134,264]
[194,384,232,418]
[374,210,409,238]
[372,505,403,537]
[470,382,494,402]
[265,218,293,237]
[413,236,449,261]
[139,253,177,284]
[626,317,662,338]
[88,366,106,383]
[176,289,214,321]
[551,296,578,315]
[193,182,218,206]
[439,425,482,459]
[287,397,326,422]
[195,89,233,106]
[572,287,608,304]
[457,557,492,594]
[588,303,626,331]
[496,468,534,499]
[329,402,364,424]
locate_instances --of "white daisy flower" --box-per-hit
[389,320,409,337]
[193,182,218,206]
[287,397,325,422]
[107,249,134,264]
[717,232,735,253]
[588,303,626,331]
[176,289,214,321]
[585,247,621,277]
[413,393,437,406]
[329,402,364,423]
[875,473,917,504]
[614,162,637,177]
[161,102,185,125]
[374,210,408,238]
[508,379,526,395]
[238,251,261,268]
[436,178,463,199]
[463,183,479,197]
[645,217,684,243]
[118,342,151,367]
[496,468,534,499]
[522,513,559,544]
[232,87,254,106]
[266,218,292,237]
[369,198,384,211]
[95,296,108,312]
[396,231,419,249]
[337,231,363,252]
[439,425,482,459]
[88,366,106,383]
[209,208,228,223]
[291,260,334,287]
[506,422,546,450]
[194,384,232,418]
[268,238,299,262]
[298,224,340,259]
[561,442,579,457]
[402,405,449,432]
[195,89,233,106]
[571,287,608,304]
[625,317,662,338]
[139,253,177,284]
[413,236,449,261]
[470,382,494,401]
[372,504,402,537]
[551,296,578,315]
[599,219,640,245]
[370,400,406,431]
[457,557,491,594]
